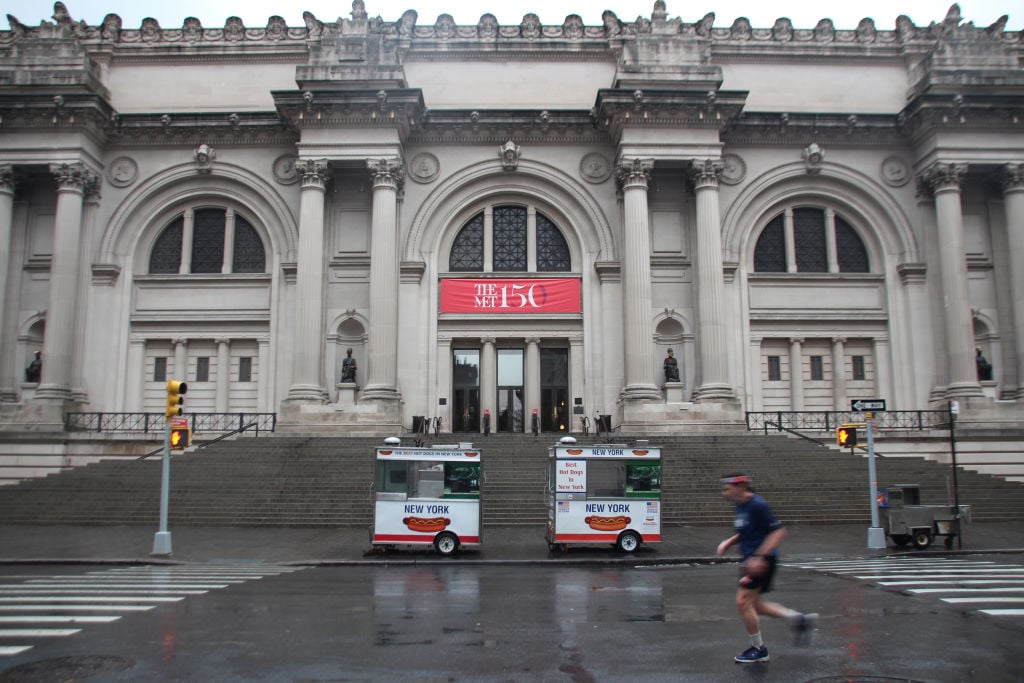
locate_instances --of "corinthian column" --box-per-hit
[691,159,735,401]
[286,159,330,403]
[1000,163,1024,399]
[0,166,15,401]
[35,163,96,403]
[361,158,403,402]
[919,162,982,398]
[616,159,661,401]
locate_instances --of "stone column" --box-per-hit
[172,338,188,384]
[215,338,230,413]
[569,336,585,432]
[35,163,96,403]
[222,208,235,274]
[873,336,893,407]
[126,339,145,411]
[71,181,101,405]
[286,159,329,403]
[436,337,452,433]
[257,337,271,411]
[525,337,541,433]
[361,158,403,402]
[920,162,982,398]
[999,164,1024,399]
[616,159,660,401]
[0,167,15,401]
[825,208,839,273]
[784,208,797,273]
[480,337,496,433]
[831,337,847,411]
[691,159,736,401]
[179,208,194,274]
[789,337,804,411]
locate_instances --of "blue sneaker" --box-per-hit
[792,612,818,645]
[734,645,769,663]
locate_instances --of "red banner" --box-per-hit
[440,278,581,314]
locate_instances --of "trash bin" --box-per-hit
[412,415,425,434]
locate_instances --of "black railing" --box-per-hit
[65,412,277,435]
[746,410,949,432]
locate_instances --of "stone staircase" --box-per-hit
[0,432,1021,527]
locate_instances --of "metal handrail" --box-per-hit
[65,412,277,434]
[746,410,948,432]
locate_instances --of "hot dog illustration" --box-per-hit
[403,516,451,533]
[584,515,630,531]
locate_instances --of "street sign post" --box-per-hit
[851,399,886,412]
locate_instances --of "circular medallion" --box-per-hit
[106,156,138,187]
[881,156,911,187]
[409,153,440,183]
[720,154,747,185]
[579,153,611,184]
[272,154,300,185]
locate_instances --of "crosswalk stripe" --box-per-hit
[980,609,1024,616]
[942,597,1024,604]
[0,629,80,637]
[878,580,1024,586]
[0,616,120,624]
[0,565,305,657]
[907,587,1024,594]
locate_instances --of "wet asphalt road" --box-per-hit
[0,561,1022,682]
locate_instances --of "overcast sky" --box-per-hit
[3,1,1019,32]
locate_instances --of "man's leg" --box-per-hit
[733,588,769,662]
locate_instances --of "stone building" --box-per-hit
[0,2,1022,435]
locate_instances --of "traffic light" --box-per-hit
[837,426,857,448]
[169,424,191,450]
[166,379,187,419]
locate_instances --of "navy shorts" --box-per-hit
[738,555,777,593]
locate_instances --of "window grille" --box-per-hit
[754,216,786,272]
[537,213,571,272]
[196,357,210,382]
[149,219,183,273]
[767,356,782,381]
[449,214,484,271]
[493,206,527,271]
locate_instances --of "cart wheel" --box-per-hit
[433,532,459,556]
[616,530,641,553]
[912,530,932,549]
[890,534,910,547]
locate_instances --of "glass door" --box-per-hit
[541,348,569,432]
[497,349,524,432]
[452,349,480,432]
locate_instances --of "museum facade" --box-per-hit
[1,2,1022,434]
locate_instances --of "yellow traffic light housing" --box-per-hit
[166,379,187,419]
[837,426,858,448]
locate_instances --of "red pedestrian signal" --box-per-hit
[837,426,857,448]
[169,426,191,450]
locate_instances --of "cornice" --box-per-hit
[594,88,748,139]
[724,112,905,147]
[104,112,297,148]
[409,109,606,145]
[0,92,115,144]
[899,92,1024,143]
[273,89,425,138]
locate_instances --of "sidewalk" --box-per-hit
[2,521,1023,566]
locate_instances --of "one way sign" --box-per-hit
[851,399,886,412]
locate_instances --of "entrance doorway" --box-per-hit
[541,348,569,432]
[497,349,524,433]
[452,349,480,432]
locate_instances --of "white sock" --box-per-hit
[750,632,764,648]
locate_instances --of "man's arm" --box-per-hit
[717,533,739,556]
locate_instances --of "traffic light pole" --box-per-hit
[151,420,173,556]
[865,414,886,549]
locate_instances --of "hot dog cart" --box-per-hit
[545,440,662,553]
[878,483,970,550]
[371,444,482,555]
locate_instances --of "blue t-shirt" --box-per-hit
[734,494,783,559]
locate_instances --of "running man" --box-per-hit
[716,472,817,663]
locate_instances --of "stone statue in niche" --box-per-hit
[976,348,993,381]
[25,350,41,383]
[341,348,357,383]
[664,349,680,383]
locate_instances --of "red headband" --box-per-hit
[720,475,751,485]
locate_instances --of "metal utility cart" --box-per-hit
[878,483,970,550]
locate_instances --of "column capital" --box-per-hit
[917,162,968,196]
[0,165,15,194]
[615,158,652,190]
[298,159,330,190]
[789,336,804,345]
[172,337,188,348]
[690,158,723,190]
[831,336,847,345]
[368,157,405,191]
[49,162,98,193]
[480,336,496,346]
[215,337,231,347]
[998,163,1024,194]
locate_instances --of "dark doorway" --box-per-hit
[541,348,569,433]
[452,349,480,432]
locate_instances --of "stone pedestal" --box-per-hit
[663,381,685,404]
[335,383,358,408]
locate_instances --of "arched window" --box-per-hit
[448,203,571,273]
[148,207,266,274]
[753,207,869,274]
